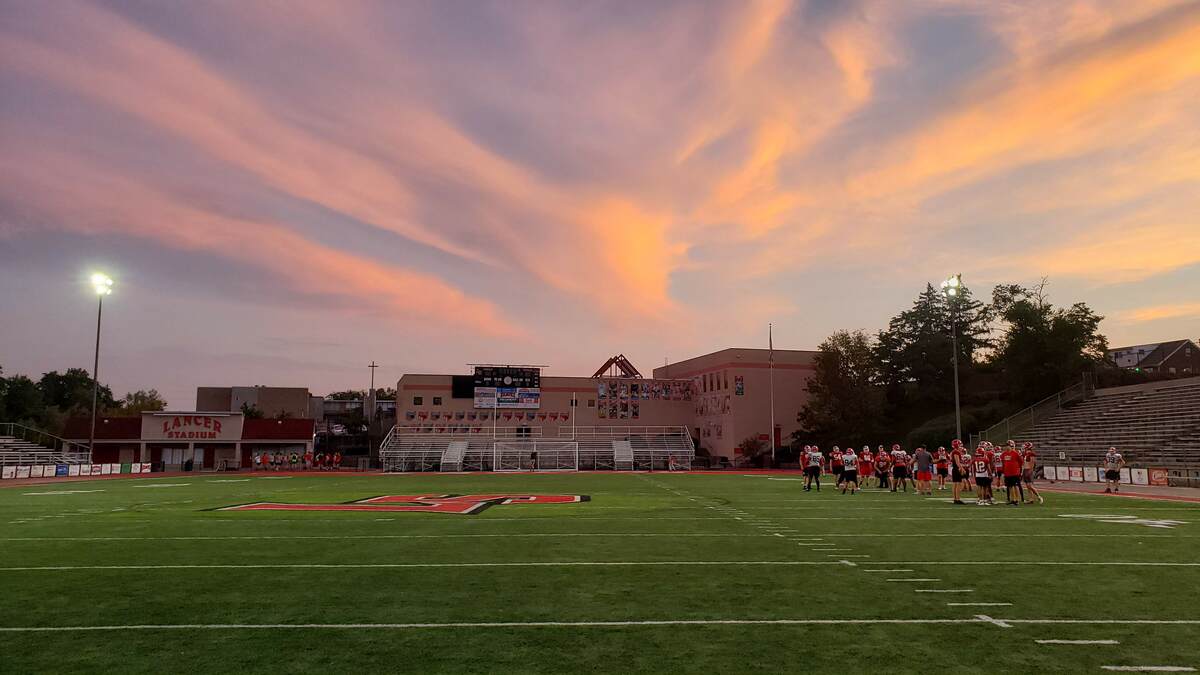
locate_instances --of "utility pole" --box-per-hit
[367,361,379,423]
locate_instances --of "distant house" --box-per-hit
[1107,339,1200,375]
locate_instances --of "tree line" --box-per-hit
[0,366,165,434]
[793,279,1109,453]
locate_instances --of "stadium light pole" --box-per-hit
[940,274,963,443]
[88,273,114,457]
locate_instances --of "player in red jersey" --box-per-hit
[972,445,994,505]
[934,446,950,491]
[874,450,891,490]
[830,446,844,487]
[1000,442,1023,505]
[858,446,874,488]
[1021,443,1044,504]
[332,451,342,471]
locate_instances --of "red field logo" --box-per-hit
[220,494,589,515]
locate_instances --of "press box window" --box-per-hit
[412,396,423,406]
[433,396,443,405]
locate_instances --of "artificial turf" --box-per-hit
[0,471,1197,673]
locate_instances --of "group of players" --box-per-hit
[253,450,342,471]
[798,440,1045,506]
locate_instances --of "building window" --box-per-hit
[586,399,594,407]
[412,396,423,406]
[433,396,443,405]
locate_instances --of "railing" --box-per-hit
[0,422,91,458]
[971,375,1094,446]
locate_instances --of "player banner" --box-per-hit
[473,386,540,409]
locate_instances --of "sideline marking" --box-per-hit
[864,569,913,573]
[133,484,190,488]
[2,618,1197,633]
[0,561,852,572]
[915,589,973,593]
[1036,639,1119,644]
[887,578,940,582]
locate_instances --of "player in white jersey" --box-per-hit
[804,445,824,492]
[1103,447,1125,493]
[840,448,859,494]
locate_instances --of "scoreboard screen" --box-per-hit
[473,366,541,389]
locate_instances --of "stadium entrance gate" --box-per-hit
[494,441,579,472]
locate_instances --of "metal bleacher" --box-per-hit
[0,423,91,466]
[1012,377,1200,469]
[378,425,694,472]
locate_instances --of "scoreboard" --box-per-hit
[473,366,541,389]
[473,366,541,409]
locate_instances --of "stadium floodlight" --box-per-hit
[88,273,114,458]
[941,274,963,445]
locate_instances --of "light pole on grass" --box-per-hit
[940,273,963,444]
[88,273,114,458]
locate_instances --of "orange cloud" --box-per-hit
[1118,303,1200,323]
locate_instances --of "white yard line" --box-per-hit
[1099,662,1195,667]
[886,578,941,582]
[0,560,852,572]
[1036,639,1119,644]
[866,562,1200,567]
[915,589,974,593]
[864,569,914,573]
[0,533,771,542]
[1,618,1196,632]
[948,603,1012,607]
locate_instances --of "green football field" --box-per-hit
[1,471,1198,674]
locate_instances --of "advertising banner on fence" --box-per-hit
[1069,466,1084,482]
[1,466,14,479]
[1150,468,1169,486]
[1043,466,1057,481]
[1083,466,1098,482]
[1131,468,1149,485]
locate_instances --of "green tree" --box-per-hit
[797,330,885,445]
[875,282,991,412]
[111,389,167,415]
[325,390,364,401]
[737,435,768,467]
[2,374,44,423]
[989,279,1107,404]
[240,402,266,419]
[38,368,114,414]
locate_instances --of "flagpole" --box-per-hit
[769,323,776,467]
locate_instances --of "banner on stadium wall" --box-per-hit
[1131,468,1149,485]
[55,465,68,477]
[100,464,112,475]
[68,465,81,476]
[90,465,102,476]
[129,464,142,474]
[1082,467,1097,482]
[1,466,15,479]
[1069,466,1084,482]
[1043,466,1057,481]
[473,386,540,410]
[29,466,43,478]
[1149,468,1169,486]
[1120,467,1131,484]
[16,466,31,479]
[140,462,152,473]
[141,412,244,441]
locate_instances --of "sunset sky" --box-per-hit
[1,0,1198,407]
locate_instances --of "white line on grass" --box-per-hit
[1,618,1196,633]
[976,615,1012,629]
[915,589,974,593]
[1099,662,1195,667]
[0,561,854,572]
[0,533,774,542]
[22,490,105,496]
[1035,639,1119,644]
[868,562,1200,567]
[132,484,190,488]
[864,570,913,573]
[948,603,1012,607]
[886,579,941,582]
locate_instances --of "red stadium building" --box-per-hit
[64,411,315,471]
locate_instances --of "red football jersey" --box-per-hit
[1001,449,1022,476]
